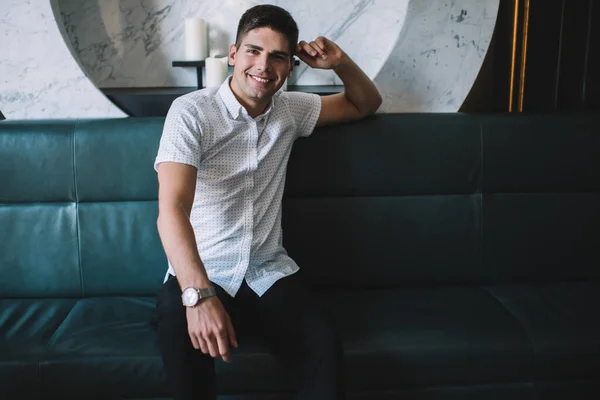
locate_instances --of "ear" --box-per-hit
[228,44,237,66]
[288,60,294,77]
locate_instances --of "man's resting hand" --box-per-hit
[186,297,238,363]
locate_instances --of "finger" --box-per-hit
[294,42,317,65]
[308,41,325,57]
[315,37,327,52]
[227,317,238,348]
[189,331,201,350]
[300,40,319,57]
[204,334,220,358]
[309,41,328,61]
[216,333,231,363]
[315,37,329,59]
[297,40,315,56]
[198,336,209,355]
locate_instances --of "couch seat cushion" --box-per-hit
[39,297,166,398]
[34,286,535,397]
[11,283,597,397]
[485,281,600,381]
[324,286,533,391]
[0,298,77,397]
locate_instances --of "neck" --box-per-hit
[230,78,271,118]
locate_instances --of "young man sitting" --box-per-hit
[154,5,382,400]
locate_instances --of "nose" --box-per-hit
[256,54,272,72]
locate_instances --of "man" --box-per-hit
[154,5,381,400]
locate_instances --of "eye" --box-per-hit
[269,55,285,63]
[247,49,259,55]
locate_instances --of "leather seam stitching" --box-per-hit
[71,121,85,297]
[479,123,485,280]
[481,287,538,381]
[46,300,78,349]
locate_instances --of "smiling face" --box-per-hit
[229,27,293,115]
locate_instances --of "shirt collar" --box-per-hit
[217,76,278,121]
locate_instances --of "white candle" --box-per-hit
[185,18,207,60]
[205,56,229,87]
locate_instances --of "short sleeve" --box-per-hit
[154,97,203,171]
[285,92,322,138]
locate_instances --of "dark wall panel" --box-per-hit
[584,1,599,112]
[556,0,594,112]
[522,0,564,112]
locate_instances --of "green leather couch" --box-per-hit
[1,115,599,399]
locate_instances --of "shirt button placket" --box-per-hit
[241,120,259,286]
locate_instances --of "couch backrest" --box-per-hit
[285,114,600,288]
[1,115,599,298]
[0,118,167,298]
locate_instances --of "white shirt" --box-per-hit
[154,77,321,297]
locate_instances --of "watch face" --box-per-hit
[182,288,198,307]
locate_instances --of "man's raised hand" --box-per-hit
[295,36,347,70]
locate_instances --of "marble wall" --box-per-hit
[0,0,126,119]
[0,0,499,119]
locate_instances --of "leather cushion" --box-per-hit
[482,115,600,193]
[0,120,76,203]
[483,194,600,282]
[74,118,163,202]
[485,281,600,381]
[0,204,81,297]
[283,195,484,287]
[0,298,77,398]
[78,201,166,296]
[287,114,481,197]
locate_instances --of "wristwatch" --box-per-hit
[181,286,217,307]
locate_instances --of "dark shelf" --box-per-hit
[103,87,197,96]
[172,61,205,67]
[102,85,343,117]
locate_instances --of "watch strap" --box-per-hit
[197,286,216,299]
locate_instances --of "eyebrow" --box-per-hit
[244,44,290,58]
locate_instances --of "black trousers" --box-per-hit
[156,271,346,400]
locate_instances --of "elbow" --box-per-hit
[362,94,382,118]
[371,92,383,114]
[363,91,382,117]
[157,202,189,233]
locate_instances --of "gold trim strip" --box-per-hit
[509,0,520,112]
[518,0,530,112]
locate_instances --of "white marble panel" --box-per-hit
[0,0,126,119]
[376,0,500,112]
[56,0,408,87]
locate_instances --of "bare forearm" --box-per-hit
[157,207,211,290]
[333,54,382,115]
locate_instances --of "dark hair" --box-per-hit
[235,5,298,60]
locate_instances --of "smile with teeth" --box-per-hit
[249,74,271,83]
